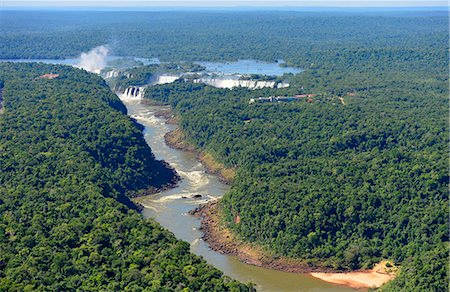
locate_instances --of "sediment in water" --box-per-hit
[189,201,326,273]
[153,105,396,290]
[158,108,236,184]
[190,202,397,290]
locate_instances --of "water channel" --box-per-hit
[2,56,352,291]
[127,102,352,292]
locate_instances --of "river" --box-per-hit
[127,101,353,292]
[2,56,348,290]
[0,57,301,77]
[197,59,303,76]
[2,55,351,290]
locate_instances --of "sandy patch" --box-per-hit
[310,270,395,289]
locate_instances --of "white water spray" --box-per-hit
[76,45,109,74]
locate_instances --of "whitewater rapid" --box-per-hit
[126,101,351,292]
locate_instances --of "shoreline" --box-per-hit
[310,271,395,290]
[127,105,182,207]
[190,201,396,290]
[189,201,333,273]
[157,108,236,185]
[152,105,396,290]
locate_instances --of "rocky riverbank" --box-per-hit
[156,106,396,290]
[154,108,179,125]
[157,108,236,184]
[190,201,397,290]
[189,201,328,273]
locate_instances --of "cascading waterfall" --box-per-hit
[118,86,146,101]
[192,78,289,89]
[113,76,288,102]
[102,70,120,79]
[108,66,290,103]
[149,75,180,85]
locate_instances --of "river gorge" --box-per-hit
[126,101,353,292]
[0,56,355,290]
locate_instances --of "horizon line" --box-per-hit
[1,6,448,10]
[2,1,448,8]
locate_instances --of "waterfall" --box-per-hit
[118,86,146,101]
[192,78,289,89]
[149,75,180,85]
[102,70,120,79]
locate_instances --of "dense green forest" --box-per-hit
[141,10,448,290]
[1,8,448,291]
[0,63,250,291]
[146,80,448,289]
[1,10,447,69]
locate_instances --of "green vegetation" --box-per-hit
[0,62,251,291]
[147,79,447,290]
[142,11,448,290]
[1,10,446,67]
[1,9,448,291]
[239,74,281,82]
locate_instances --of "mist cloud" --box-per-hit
[76,45,109,73]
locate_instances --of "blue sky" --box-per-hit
[2,0,447,7]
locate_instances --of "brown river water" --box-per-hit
[126,101,353,292]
